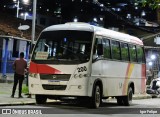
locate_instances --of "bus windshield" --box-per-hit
[32,30,93,64]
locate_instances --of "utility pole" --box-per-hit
[31,0,37,50]
[16,0,20,18]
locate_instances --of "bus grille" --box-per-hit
[42,85,67,90]
[40,74,71,81]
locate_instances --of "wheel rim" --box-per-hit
[95,86,100,107]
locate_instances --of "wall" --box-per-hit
[0,38,30,73]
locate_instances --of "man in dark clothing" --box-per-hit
[11,52,27,98]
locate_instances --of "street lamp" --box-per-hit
[93,17,97,22]
[73,17,78,22]
[14,0,30,18]
[22,0,30,5]
[141,10,146,17]
[148,61,153,66]
[151,54,156,60]
[20,12,29,20]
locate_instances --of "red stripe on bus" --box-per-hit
[141,64,146,93]
[29,61,38,73]
[37,64,62,74]
[29,61,62,74]
[122,63,130,95]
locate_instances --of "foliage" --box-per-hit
[137,0,160,9]
[22,85,29,94]
[104,47,110,58]
[112,47,120,60]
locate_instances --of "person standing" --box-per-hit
[11,52,27,98]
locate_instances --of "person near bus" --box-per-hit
[11,52,27,98]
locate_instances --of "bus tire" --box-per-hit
[117,97,123,105]
[89,85,101,108]
[123,87,133,106]
[35,95,47,104]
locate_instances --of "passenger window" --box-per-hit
[93,38,103,60]
[103,39,111,59]
[111,40,120,60]
[129,45,137,62]
[121,43,129,61]
[137,46,145,63]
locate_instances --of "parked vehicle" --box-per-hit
[146,78,160,98]
[29,22,146,108]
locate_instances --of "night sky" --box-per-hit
[0,0,157,25]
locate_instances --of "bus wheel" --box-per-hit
[123,87,133,106]
[35,95,47,104]
[90,85,101,108]
[117,97,123,105]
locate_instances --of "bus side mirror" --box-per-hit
[97,44,103,56]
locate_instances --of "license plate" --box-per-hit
[48,80,60,85]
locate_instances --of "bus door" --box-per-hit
[91,36,103,77]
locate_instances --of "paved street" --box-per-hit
[1,98,160,117]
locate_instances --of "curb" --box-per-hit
[0,99,60,106]
[0,95,152,106]
[0,101,36,106]
[133,95,152,100]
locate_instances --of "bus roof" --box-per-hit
[43,22,143,46]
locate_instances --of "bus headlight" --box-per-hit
[29,73,38,78]
[83,74,89,77]
[79,74,83,78]
[74,74,89,78]
[74,74,79,78]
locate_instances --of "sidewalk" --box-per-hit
[0,83,36,106]
[0,73,35,106]
[0,74,152,106]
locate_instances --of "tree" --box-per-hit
[138,0,160,9]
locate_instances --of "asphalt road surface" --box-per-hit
[1,98,160,117]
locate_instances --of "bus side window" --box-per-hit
[93,38,103,60]
[97,44,103,56]
[129,44,137,62]
[121,43,129,61]
[111,40,121,60]
[137,46,145,63]
[103,38,111,59]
